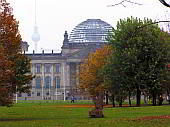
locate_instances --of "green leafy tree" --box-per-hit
[106,17,170,106]
[102,46,135,107]
[0,0,33,106]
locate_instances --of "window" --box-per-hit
[55,64,60,73]
[18,93,22,97]
[32,86,36,89]
[37,92,40,96]
[46,92,49,96]
[45,76,51,89]
[55,76,60,88]
[35,77,41,89]
[45,64,51,73]
[35,64,41,73]
[27,93,31,97]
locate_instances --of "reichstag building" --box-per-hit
[21,19,112,100]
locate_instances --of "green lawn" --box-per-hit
[0,102,170,127]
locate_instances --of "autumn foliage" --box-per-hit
[79,45,113,102]
[0,0,33,106]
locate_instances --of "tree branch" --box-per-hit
[159,0,170,8]
[138,20,170,30]
[131,20,170,39]
[107,0,142,7]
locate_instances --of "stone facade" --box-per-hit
[19,19,112,100]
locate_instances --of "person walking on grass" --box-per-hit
[71,95,74,103]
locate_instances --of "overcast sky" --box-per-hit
[7,0,170,53]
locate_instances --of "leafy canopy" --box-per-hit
[105,16,170,106]
[79,45,113,97]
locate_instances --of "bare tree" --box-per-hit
[108,0,170,8]
[107,0,142,7]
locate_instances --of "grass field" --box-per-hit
[0,101,170,127]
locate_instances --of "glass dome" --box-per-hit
[69,19,112,43]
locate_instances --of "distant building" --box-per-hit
[21,41,29,52]
[20,19,112,100]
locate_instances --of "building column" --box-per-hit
[76,63,80,87]
[62,62,66,101]
[66,62,70,94]
[51,64,54,100]
[32,63,35,99]
[32,63,35,88]
[42,63,45,100]
[75,63,80,94]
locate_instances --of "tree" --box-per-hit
[106,17,170,106]
[102,52,134,107]
[159,0,170,7]
[79,45,112,107]
[107,0,142,7]
[0,46,13,106]
[0,0,33,106]
[109,0,170,8]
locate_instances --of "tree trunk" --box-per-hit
[128,90,132,107]
[136,88,141,107]
[152,91,157,106]
[119,97,122,107]
[112,94,115,107]
[106,91,109,105]
[167,90,169,96]
[144,94,148,104]
[167,90,170,104]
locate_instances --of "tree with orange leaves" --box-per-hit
[79,45,113,111]
[0,0,33,106]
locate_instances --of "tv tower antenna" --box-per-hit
[31,0,40,52]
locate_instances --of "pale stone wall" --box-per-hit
[23,59,68,100]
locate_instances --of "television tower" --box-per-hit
[31,0,40,52]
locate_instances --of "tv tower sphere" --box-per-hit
[32,25,40,43]
[32,0,40,51]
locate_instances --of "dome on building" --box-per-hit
[69,19,112,43]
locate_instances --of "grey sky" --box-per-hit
[7,0,169,52]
